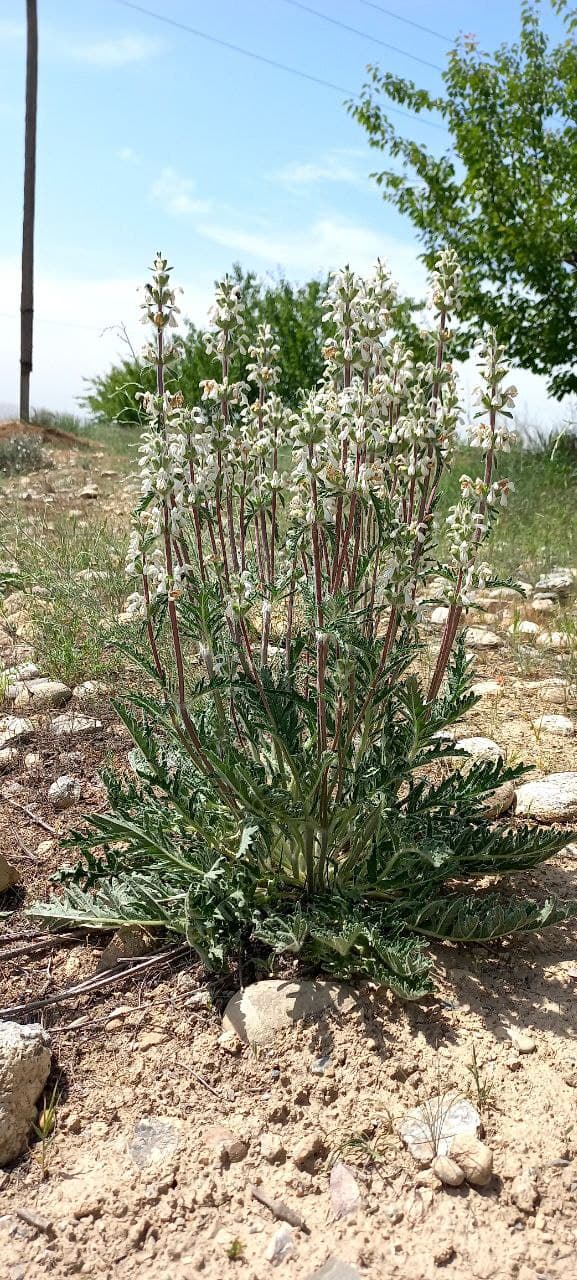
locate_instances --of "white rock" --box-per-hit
[531,596,556,616]
[536,630,570,651]
[13,678,72,710]
[330,1161,362,1219]
[48,775,81,811]
[0,747,18,772]
[0,716,33,750]
[432,1155,465,1187]
[0,1022,52,1165]
[222,979,360,1048]
[532,714,575,737]
[51,711,102,737]
[515,772,577,822]
[24,751,42,771]
[464,627,502,649]
[266,1225,296,1266]
[534,568,575,600]
[504,1025,536,1054]
[3,662,40,682]
[482,781,516,819]
[454,736,503,763]
[449,1134,493,1187]
[430,606,450,625]
[72,680,108,701]
[79,484,99,500]
[400,1094,481,1165]
[518,677,568,706]
[471,680,503,699]
[508,619,540,638]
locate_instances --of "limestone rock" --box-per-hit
[306,1261,361,1280]
[534,568,575,600]
[0,1022,52,1165]
[51,711,102,737]
[471,680,503,699]
[293,1131,327,1170]
[430,606,450,625]
[400,1095,481,1165]
[432,1155,465,1187]
[449,1134,493,1187]
[531,596,556,616]
[129,1115,181,1170]
[330,1161,362,1218]
[504,1025,536,1054]
[454,736,503,764]
[508,619,539,638]
[79,484,99,500]
[48,775,81,811]
[0,716,33,750]
[536,630,570,651]
[0,747,18,772]
[222,979,360,1048]
[13,679,71,710]
[0,855,19,893]
[482,781,516,819]
[515,772,577,822]
[72,680,108,701]
[464,626,502,649]
[259,1131,286,1164]
[532,713,575,737]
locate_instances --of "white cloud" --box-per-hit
[117,146,139,164]
[195,214,428,296]
[63,34,164,67]
[150,167,211,217]
[271,150,366,191]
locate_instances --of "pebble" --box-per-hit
[23,751,42,771]
[454,736,503,763]
[532,713,575,737]
[51,711,103,737]
[449,1134,493,1187]
[531,596,556,616]
[79,484,99,499]
[292,1131,327,1170]
[329,1161,362,1219]
[72,680,108,701]
[471,680,502,699]
[510,1172,540,1213]
[260,1132,286,1164]
[129,1116,181,1170]
[266,1224,296,1266]
[504,1026,536,1054]
[515,772,577,822]
[222,979,359,1048]
[48,775,81,811]
[536,630,570,651]
[305,1261,361,1280]
[430,606,450,625]
[203,1124,247,1163]
[0,1022,52,1165]
[432,1155,465,1187]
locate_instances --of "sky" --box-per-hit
[0,0,570,429]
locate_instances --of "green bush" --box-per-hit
[33,252,575,998]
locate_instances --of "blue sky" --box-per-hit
[0,0,568,424]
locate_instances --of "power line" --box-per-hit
[280,0,443,72]
[356,0,452,45]
[112,0,448,132]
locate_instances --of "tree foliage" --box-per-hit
[350,0,577,398]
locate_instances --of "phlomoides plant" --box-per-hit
[32,251,576,998]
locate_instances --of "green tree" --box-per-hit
[82,265,423,425]
[350,0,577,398]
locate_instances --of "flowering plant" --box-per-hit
[36,252,574,997]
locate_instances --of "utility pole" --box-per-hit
[20,0,38,422]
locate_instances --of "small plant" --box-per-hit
[226,1238,245,1262]
[31,1083,59,1178]
[32,251,576,997]
[466,1043,495,1116]
[0,434,51,476]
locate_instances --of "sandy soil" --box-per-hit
[1,444,577,1280]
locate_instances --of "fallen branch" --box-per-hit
[250,1184,310,1234]
[3,799,56,836]
[0,943,190,1018]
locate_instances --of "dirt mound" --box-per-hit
[0,419,90,448]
